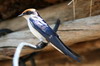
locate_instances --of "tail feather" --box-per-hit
[49,36,80,62]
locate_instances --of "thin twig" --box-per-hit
[68,0,73,5]
[73,0,76,20]
[90,0,93,16]
[68,0,76,20]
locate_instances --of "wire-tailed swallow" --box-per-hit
[19,8,80,62]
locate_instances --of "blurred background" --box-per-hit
[0,0,100,66]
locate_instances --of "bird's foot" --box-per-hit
[36,41,48,49]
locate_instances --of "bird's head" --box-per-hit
[19,8,39,19]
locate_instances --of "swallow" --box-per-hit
[19,8,80,62]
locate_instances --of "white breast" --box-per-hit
[23,15,47,42]
[27,20,45,41]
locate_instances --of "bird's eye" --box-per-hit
[24,11,34,15]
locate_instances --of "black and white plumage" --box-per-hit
[19,8,80,62]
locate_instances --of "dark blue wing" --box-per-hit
[29,18,57,37]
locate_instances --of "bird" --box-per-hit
[19,8,80,62]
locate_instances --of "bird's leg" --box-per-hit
[36,41,48,49]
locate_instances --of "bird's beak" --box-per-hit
[18,13,24,17]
